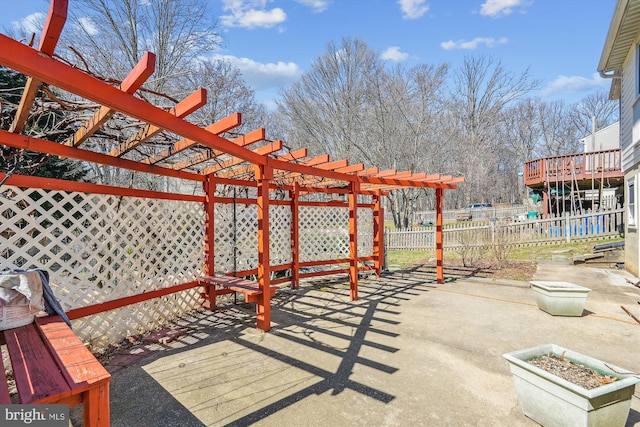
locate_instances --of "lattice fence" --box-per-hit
[214,203,257,274]
[358,207,374,257]
[0,185,205,350]
[299,206,349,262]
[1,184,376,350]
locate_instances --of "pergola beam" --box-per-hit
[64,53,156,147]
[0,36,266,165]
[0,130,203,182]
[141,113,244,165]
[10,0,67,134]
[108,88,207,157]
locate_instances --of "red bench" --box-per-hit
[0,315,111,426]
[200,275,278,309]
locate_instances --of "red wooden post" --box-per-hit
[204,174,216,309]
[290,182,300,289]
[436,187,444,284]
[256,164,272,331]
[373,190,383,276]
[349,181,359,300]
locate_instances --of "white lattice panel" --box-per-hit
[358,207,374,257]
[270,205,292,266]
[214,203,258,274]
[299,206,349,262]
[0,185,205,350]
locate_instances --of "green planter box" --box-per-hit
[530,281,590,316]
[503,344,640,427]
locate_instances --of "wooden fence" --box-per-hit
[386,209,624,251]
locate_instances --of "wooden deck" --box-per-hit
[524,149,623,189]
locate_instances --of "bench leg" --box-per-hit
[203,284,217,310]
[83,382,110,427]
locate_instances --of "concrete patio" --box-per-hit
[81,262,640,426]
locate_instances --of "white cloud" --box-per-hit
[540,73,609,97]
[295,0,330,13]
[12,12,45,34]
[398,0,429,19]
[221,0,287,29]
[440,37,508,50]
[480,0,531,18]
[211,54,302,91]
[75,17,99,36]
[381,46,409,62]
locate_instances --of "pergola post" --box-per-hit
[290,182,300,289]
[349,181,359,300]
[373,190,384,276]
[436,187,444,284]
[204,174,216,309]
[256,164,272,331]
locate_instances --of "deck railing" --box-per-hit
[524,149,622,186]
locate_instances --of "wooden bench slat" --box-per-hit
[36,316,111,388]
[0,355,12,404]
[200,275,278,297]
[4,323,71,403]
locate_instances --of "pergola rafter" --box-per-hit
[141,112,243,165]
[10,0,67,134]
[0,0,463,335]
[108,88,207,157]
[184,128,267,172]
[64,53,156,147]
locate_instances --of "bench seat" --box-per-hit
[200,275,278,304]
[0,315,110,426]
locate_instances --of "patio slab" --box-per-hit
[79,263,640,426]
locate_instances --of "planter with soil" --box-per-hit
[503,344,639,427]
[530,281,591,316]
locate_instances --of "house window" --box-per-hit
[629,177,636,227]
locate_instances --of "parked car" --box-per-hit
[457,203,492,221]
[463,203,492,209]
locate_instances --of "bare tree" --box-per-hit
[176,59,267,132]
[277,38,451,228]
[277,37,382,161]
[570,90,619,137]
[368,64,450,227]
[447,55,539,206]
[65,0,220,94]
[538,100,581,157]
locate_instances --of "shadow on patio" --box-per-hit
[72,264,640,426]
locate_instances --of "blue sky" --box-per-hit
[0,0,617,109]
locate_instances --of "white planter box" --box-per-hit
[503,344,640,427]
[530,281,591,316]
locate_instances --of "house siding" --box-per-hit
[625,171,639,276]
[621,40,640,275]
[620,48,637,171]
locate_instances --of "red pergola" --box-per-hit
[0,0,463,332]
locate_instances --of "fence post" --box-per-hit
[565,211,570,243]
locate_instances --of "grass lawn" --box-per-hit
[385,236,624,281]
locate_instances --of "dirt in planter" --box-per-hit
[528,353,619,390]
